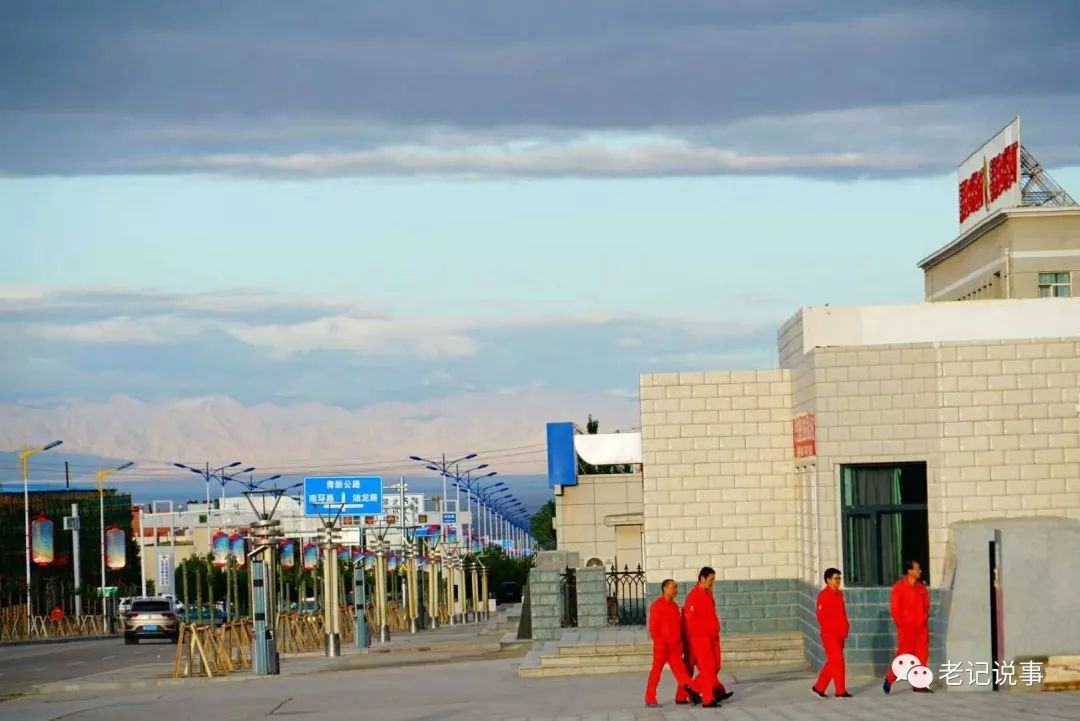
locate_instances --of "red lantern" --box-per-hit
[105,526,126,570]
[302,542,318,571]
[31,515,54,566]
[211,530,230,568]
[280,541,296,569]
[229,534,245,568]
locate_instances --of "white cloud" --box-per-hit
[127,133,934,179]
[30,315,207,345]
[228,315,479,358]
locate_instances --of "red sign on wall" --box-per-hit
[793,412,816,458]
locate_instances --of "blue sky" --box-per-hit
[2,1,1079,488]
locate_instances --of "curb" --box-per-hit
[0,635,120,649]
[33,672,275,695]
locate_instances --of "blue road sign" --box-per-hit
[442,513,457,524]
[303,476,383,517]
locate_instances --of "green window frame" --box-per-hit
[841,463,929,587]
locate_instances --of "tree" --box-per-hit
[530,500,556,550]
[577,414,634,475]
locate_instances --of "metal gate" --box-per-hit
[607,564,647,625]
[560,567,577,628]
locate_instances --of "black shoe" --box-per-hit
[719,691,734,702]
[883,679,892,695]
[645,702,662,708]
[682,685,702,705]
[811,686,827,699]
[913,687,934,694]
[702,700,721,708]
[836,692,854,699]
[674,700,688,705]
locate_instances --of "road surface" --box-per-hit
[0,637,175,697]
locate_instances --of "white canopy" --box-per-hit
[573,432,642,465]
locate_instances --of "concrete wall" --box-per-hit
[943,517,1080,691]
[640,370,796,584]
[555,472,643,568]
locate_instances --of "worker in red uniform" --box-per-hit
[883,559,932,694]
[679,566,733,708]
[811,568,852,699]
[644,580,699,708]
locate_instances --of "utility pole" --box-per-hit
[69,503,82,617]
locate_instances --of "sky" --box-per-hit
[2,1,1079,502]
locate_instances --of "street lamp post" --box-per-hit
[97,461,133,624]
[18,440,62,635]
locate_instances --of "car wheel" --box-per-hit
[124,635,138,645]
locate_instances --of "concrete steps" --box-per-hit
[518,631,805,678]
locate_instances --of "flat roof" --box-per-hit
[794,297,1080,353]
[918,206,1080,270]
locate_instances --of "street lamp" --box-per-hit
[18,439,62,635]
[97,461,133,612]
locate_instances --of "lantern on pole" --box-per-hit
[31,514,54,567]
[302,542,318,571]
[229,533,245,568]
[337,547,350,562]
[211,530,230,568]
[105,526,126,570]
[280,541,296,569]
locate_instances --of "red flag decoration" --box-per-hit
[229,534,245,568]
[302,542,319,571]
[105,526,126,570]
[31,515,54,566]
[211,530,230,568]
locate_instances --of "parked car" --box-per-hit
[497,581,522,604]
[124,598,180,644]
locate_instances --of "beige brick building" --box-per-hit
[920,207,1080,302]
[553,472,644,569]
[639,297,1080,674]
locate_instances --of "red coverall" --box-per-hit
[675,585,727,704]
[644,596,693,704]
[885,578,930,684]
[812,586,850,695]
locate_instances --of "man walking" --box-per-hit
[644,580,699,708]
[811,568,852,699]
[680,566,733,708]
[883,559,932,694]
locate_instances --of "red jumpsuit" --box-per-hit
[644,596,693,705]
[885,578,930,684]
[812,586,849,695]
[676,585,727,704]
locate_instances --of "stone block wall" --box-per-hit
[640,370,796,584]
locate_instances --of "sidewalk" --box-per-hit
[8,647,1080,721]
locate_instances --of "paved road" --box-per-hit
[0,638,175,697]
[2,651,1079,721]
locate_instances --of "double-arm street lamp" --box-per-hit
[18,440,62,633]
[97,461,134,603]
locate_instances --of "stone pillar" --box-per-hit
[575,566,608,628]
[527,567,563,644]
[528,550,579,645]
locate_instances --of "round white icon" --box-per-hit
[908,665,935,689]
[890,653,922,681]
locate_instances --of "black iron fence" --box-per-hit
[560,566,577,628]
[606,564,647,626]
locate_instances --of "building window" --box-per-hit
[840,463,928,587]
[1038,272,1071,297]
